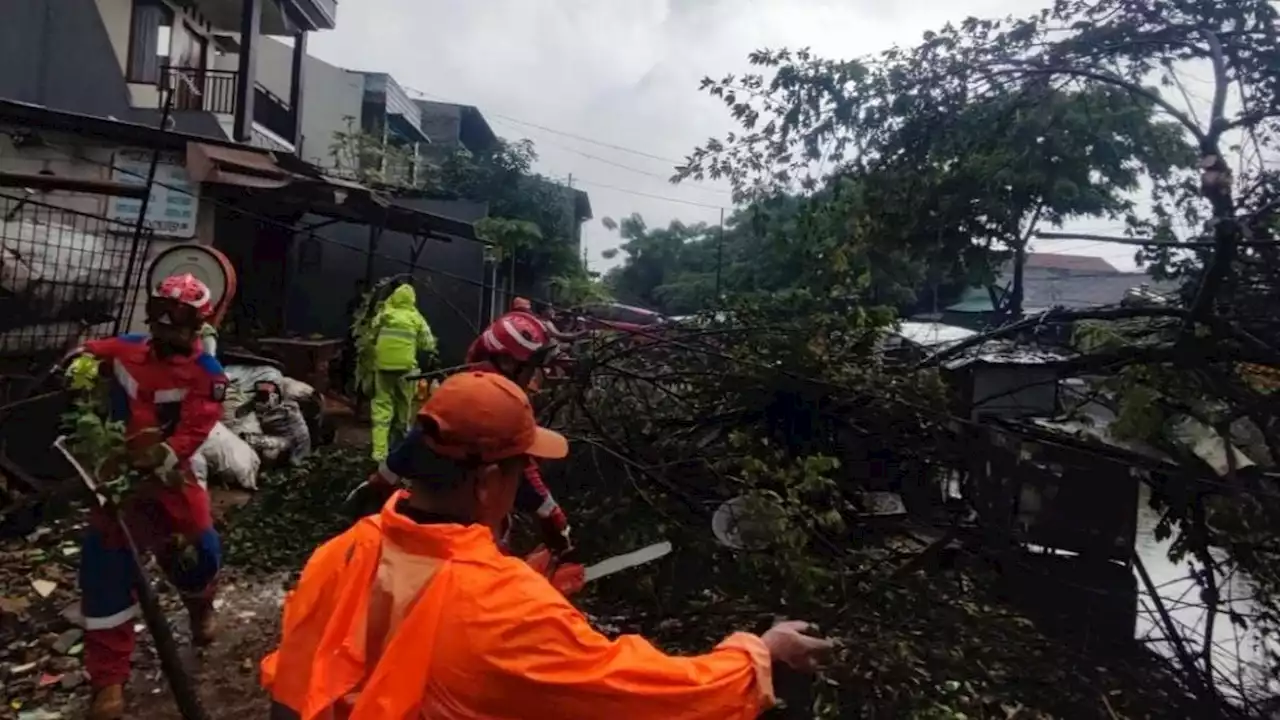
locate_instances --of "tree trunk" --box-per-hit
[1009,240,1026,319]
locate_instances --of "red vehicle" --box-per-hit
[575,302,668,343]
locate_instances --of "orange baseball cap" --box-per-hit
[510,297,532,312]
[417,371,567,463]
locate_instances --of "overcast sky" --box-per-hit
[306,0,1213,275]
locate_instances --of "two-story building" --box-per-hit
[2,0,337,151]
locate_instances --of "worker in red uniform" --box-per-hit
[355,308,574,560]
[262,372,833,719]
[70,274,228,720]
[461,310,571,550]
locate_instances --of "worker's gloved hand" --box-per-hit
[549,563,585,597]
[761,620,835,673]
[127,432,183,485]
[539,521,574,558]
[524,546,586,597]
[344,471,397,516]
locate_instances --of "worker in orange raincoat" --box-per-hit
[262,372,832,720]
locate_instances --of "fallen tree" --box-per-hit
[527,299,1203,719]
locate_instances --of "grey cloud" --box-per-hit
[309,0,1161,276]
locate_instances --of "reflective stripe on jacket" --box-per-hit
[374,285,436,371]
[261,492,774,720]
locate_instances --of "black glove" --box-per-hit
[541,521,574,558]
[343,473,397,518]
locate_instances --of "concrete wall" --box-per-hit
[240,38,364,166]
[252,35,295,100]
[290,44,364,167]
[415,101,462,149]
[0,0,134,120]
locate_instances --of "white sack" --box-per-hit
[197,422,261,490]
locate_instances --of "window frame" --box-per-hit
[125,0,176,84]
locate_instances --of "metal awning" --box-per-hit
[185,142,294,189]
[388,111,432,145]
[266,173,477,243]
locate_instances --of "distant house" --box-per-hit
[936,253,1177,327]
[416,100,498,157]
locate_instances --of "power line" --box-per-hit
[401,85,732,212]
[568,178,726,210]
[402,85,685,164]
[489,117,731,196]
[487,114,684,164]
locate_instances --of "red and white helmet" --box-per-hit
[152,273,214,321]
[480,312,550,363]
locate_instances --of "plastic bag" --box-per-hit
[258,400,311,464]
[280,377,315,402]
[225,364,285,392]
[245,434,292,464]
[196,422,261,490]
[190,451,209,490]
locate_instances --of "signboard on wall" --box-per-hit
[107,149,200,238]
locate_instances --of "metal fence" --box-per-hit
[0,194,151,359]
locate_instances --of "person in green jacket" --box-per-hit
[369,283,437,461]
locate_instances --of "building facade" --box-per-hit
[1,0,338,152]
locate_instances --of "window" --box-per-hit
[126,0,174,84]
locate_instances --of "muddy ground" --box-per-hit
[0,491,290,720]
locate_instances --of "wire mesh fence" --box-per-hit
[0,193,151,361]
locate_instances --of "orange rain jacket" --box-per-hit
[261,492,775,720]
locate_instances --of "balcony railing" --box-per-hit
[160,66,297,146]
[161,66,239,114]
[252,84,296,144]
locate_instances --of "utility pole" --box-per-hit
[714,207,725,297]
[567,173,576,250]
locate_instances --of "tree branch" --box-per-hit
[913,306,1189,370]
[982,64,1207,145]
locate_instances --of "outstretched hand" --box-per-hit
[761,620,835,673]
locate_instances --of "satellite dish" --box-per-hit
[146,244,238,327]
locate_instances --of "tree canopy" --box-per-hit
[602,0,1280,714]
[603,81,1195,318]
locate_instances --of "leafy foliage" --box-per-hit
[424,139,585,286]
[61,358,138,505]
[532,294,1199,718]
[328,116,416,186]
[659,0,1280,711]
[220,447,365,574]
[672,43,1196,316]
[547,271,611,307]
[475,217,543,263]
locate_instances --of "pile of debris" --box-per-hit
[192,361,322,494]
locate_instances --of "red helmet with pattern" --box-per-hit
[479,312,550,363]
[149,273,214,326]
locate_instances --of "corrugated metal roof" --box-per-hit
[894,321,977,348]
[945,270,1177,313]
[1020,253,1119,273]
[941,340,1074,369]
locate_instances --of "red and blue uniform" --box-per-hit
[78,333,226,689]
